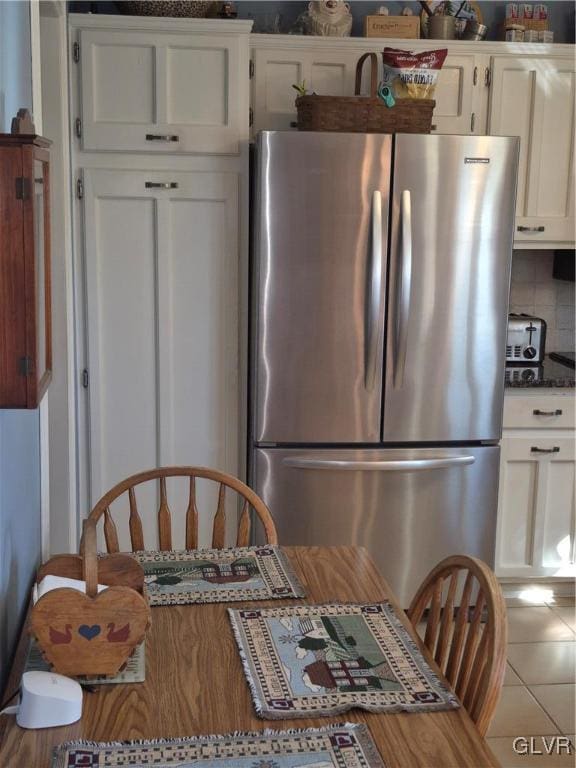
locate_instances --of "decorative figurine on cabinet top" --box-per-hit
[305,0,353,36]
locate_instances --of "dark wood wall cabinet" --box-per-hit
[0,134,52,408]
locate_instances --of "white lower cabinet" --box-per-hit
[496,395,576,578]
[81,168,239,546]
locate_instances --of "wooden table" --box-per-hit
[0,547,500,767]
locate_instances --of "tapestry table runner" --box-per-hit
[52,723,386,767]
[229,602,460,719]
[133,546,305,606]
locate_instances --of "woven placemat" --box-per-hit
[229,601,460,719]
[133,545,305,606]
[26,638,145,685]
[52,723,385,767]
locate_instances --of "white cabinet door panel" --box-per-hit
[489,56,575,245]
[431,54,478,135]
[542,448,576,571]
[252,48,357,134]
[80,30,244,154]
[83,187,159,504]
[83,169,238,548]
[496,435,576,578]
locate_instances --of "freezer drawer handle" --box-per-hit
[282,456,476,471]
[533,409,562,416]
[365,190,384,390]
[531,446,560,454]
[394,190,413,389]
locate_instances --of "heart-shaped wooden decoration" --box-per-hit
[31,585,151,677]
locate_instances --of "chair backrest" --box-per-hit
[407,555,507,736]
[87,466,278,552]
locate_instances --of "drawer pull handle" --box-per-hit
[146,133,179,142]
[531,446,560,454]
[145,182,178,189]
[517,225,545,233]
[533,409,563,416]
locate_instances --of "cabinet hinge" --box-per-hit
[484,67,491,87]
[249,59,254,79]
[73,41,80,63]
[15,177,30,200]
[249,107,254,127]
[76,178,84,199]
[19,356,33,377]
[82,369,89,388]
[75,117,82,139]
[473,66,478,86]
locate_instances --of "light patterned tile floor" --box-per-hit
[486,598,576,767]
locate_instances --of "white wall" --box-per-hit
[0,1,42,696]
[0,1,32,129]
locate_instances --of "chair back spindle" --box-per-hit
[88,466,277,554]
[407,555,507,736]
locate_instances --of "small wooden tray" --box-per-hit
[30,519,151,677]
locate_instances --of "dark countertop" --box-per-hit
[505,356,575,389]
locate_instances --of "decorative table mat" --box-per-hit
[229,602,460,719]
[52,723,385,768]
[26,638,145,685]
[132,546,305,606]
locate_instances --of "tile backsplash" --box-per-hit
[510,250,575,353]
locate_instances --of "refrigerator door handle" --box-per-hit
[365,190,384,390]
[282,456,476,471]
[394,190,413,389]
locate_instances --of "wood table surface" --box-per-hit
[0,546,500,767]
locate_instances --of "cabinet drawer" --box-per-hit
[503,394,575,428]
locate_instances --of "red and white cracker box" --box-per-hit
[506,3,519,19]
[534,4,548,20]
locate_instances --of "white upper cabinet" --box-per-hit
[251,47,354,133]
[74,19,252,154]
[489,55,575,246]
[429,53,482,135]
[250,38,484,137]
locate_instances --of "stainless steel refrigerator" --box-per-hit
[249,131,519,606]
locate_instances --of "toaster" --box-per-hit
[506,314,546,363]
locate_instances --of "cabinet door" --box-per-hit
[489,56,575,245]
[431,54,479,135]
[251,48,358,134]
[79,29,246,154]
[0,147,27,407]
[496,436,576,578]
[82,169,239,546]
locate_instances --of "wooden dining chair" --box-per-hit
[86,466,278,552]
[407,555,507,737]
